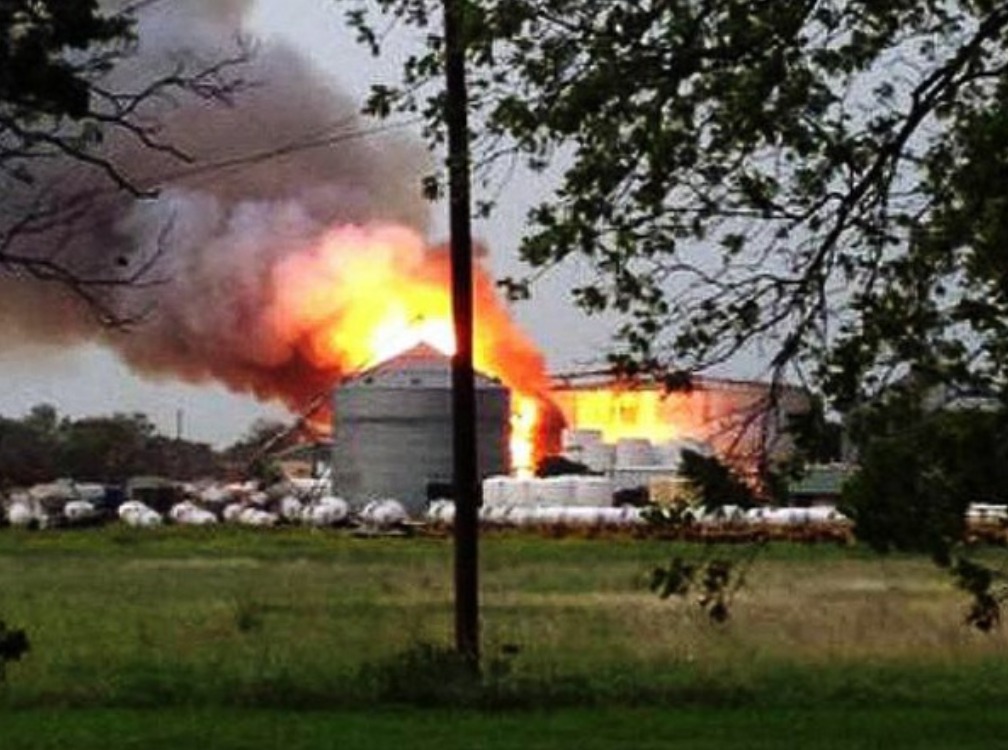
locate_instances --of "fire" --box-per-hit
[549,380,810,471]
[269,224,550,474]
[549,385,713,445]
[369,314,456,365]
[509,394,541,475]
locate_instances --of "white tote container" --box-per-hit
[615,438,656,468]
[573,476,615,506]
[582,443,616,473]
[481,476,509,508]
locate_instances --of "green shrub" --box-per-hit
[0,620,29,683]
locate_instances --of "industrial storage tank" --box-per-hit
[331,343,511,513]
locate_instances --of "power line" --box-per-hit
[1,114,425,257]
[153,116,423,188]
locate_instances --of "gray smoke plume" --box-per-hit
[0,0,433,410]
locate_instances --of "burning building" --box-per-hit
[331,343,510,511]
[327,341,810,507]
[548,373,811,482]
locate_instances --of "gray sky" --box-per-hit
[0,0,616,446]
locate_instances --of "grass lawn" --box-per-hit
[1,526,1007,746]
[4,707,1008,750]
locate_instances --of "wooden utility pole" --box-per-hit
[443,0,480,666]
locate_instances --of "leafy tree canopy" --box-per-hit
[843,394,1008,559]
[0,405,221,486]
[842,392,1008,629]
[345,0,1008,410]
[1,1,139,191]
[0,0,130,124]
[678,448,759,510]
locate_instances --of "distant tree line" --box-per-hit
[0,406,296,488]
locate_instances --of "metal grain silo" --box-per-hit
[331,343,511,513]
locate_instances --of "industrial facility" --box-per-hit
[328,342,810,510]
[549,372,810,474]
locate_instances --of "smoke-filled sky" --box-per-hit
[0,0,617,446]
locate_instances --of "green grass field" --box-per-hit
[5,707,1008,750]
[1,526,1007,747]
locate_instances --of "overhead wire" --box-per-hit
[151,116,423,189]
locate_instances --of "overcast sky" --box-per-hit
[0,0,619,446]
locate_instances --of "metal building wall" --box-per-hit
[331,348,510,513]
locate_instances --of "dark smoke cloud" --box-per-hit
[0,0,432,410]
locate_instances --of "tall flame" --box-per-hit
[269,224,550,474]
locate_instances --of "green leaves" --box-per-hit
[649,555,740,624]
[953,558,1003,632]
[345,0,1008,412]
[346,1,1008,636]
[679,449,759,512]
[842,395,1008,632]
[650,557,695,599]
[0,0,132,118]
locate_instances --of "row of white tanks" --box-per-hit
[482,475,616,508]
[967,503,1008,522]
[561,430,713,473]
[115,496,408,529]
[427,500,645,528]
[117,496,408,529]
[3,484,410,532]
[426,500,850,529]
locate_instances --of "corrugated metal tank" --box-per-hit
[331,343,511,513]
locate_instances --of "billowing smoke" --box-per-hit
[0,0,444,411]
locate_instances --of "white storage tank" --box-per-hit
[482,476,510,508]
[7,501,35,527]
[359,499,409,527]
[499,477,532,507]
[615,438,656,468]
[652,440,686,468]
[562,428,603,451]
[118,501,162,528]
[480,504,514,525]
[425,499,455,525]
[582,442,616,473]
[563,507,605,527]
[278,496,304,522]
[303,496,350,526]
[532,476,576,506]
[572,476,615,506]
[534,506,566,525]
[562,428,604,464]
[237,508,278,527]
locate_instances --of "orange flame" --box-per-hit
[550,388,694,445]
[269,224,549,474]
